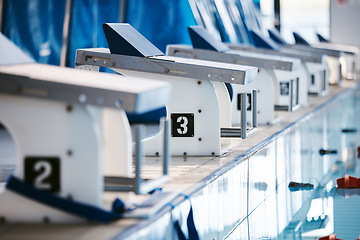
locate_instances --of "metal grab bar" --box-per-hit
[104,119,170,194]
[221,89,258,139]
[274,79,300,112]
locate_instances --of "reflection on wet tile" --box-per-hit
[224,219,248,240]
[229,87,360,239]
[248,191,278,239]
[248,141,276,213]
[190,159,248,240]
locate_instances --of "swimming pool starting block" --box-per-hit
[315,33,360,80]
[270,30,346,85]
[0,33,172,222]
[291,31,357,82]
[228,29,330,97]
[75,23,258,156]
[167,26,305,125]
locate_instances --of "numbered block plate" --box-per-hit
[24,157,60,193]
[171,113,194,137]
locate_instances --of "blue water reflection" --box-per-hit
[229,87,360,239]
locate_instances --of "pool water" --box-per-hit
[226,87,360,239]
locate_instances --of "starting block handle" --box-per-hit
[289,79,300,112]
[134,119,170,195]
[274,78,300,112]
[134,124,144,194]
[221,89,257,138]
[289,79,294,112]
[252,90,258,129]
[104,119,170,195]
[163,118,170,175]
[245,89,258,138]
[241,93,247,139]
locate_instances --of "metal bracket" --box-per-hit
[75,48,257,85]
[226,43,325,64]
[290,78,300,112]
[104,119,170,194]
[166,44,300,71]
[221,90,257,139]
[287,44,343,58]
[275,79,300,112]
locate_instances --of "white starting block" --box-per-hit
[0,34,172,222]
[240,29,330,96]
[167,26,305,125]
[75,23,258,157]
[315,33,360,80]
[291,31,357,82]
[268,29,343,86]
[315,43,359,80]
[288,44,344,86]
[272,30,347,86]
[186,0,330,96]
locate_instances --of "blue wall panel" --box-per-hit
[2,0,196,66]
[67,0,120,67]
[2,0,66,65]
[126,0,196,52]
